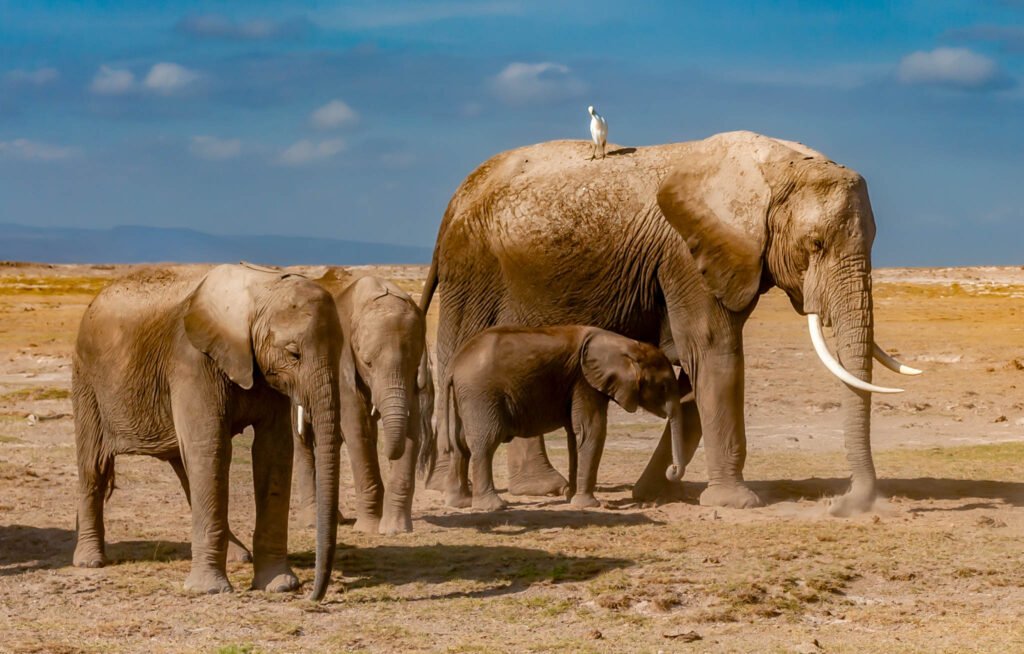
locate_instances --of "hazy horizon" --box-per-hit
[2,1,1023,267]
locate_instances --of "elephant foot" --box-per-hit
[699,483,763,509]
[472,492,507,512]
[379,510,413,535]
[826,484,877,517]
[507,467,569,498]
[226,533,252,564]
[73,542,107,568]
[445,490,472,509]
[570,493,601,509]
[353,515,381,534]
[252,561,300,593]
[184,568,234,595]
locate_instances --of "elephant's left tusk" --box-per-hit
[296,404,305,436]
[873,344,923,376]
[807,314,904,394]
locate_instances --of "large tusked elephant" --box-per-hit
[293,275,433,535]
[420,131,919,516]
[72,263,343,600]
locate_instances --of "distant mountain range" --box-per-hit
[0,224,432,266]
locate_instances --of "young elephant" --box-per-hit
[293,275,433,535]
[72,264,343,600]
[440,325,686,510]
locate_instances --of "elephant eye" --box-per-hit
[285,343,301,359]
[810,238,825,253]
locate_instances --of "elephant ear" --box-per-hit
[184,265,256,390]
[657,135,772,312]
[581,331,640,413]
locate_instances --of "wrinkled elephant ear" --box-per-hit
[581,330,640,413]
[184,264,257,390]
[656,133,773,312]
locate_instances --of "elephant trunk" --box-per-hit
[375,372,410,460]
[308,361,341,602]
[664,400,686,482]
[828,258,877,516]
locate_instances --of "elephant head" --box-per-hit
[656,131,920,515]
[184,263,342,600]
[580,330,686,482]
[348,285,427,461]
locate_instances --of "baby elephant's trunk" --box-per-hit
[665,401,686,482]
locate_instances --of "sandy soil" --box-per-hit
[0,262,1022,653]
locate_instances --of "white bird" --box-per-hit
[588,105,607,160]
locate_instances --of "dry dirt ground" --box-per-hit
[0,262,1023,653]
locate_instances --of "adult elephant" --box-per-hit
[420,131,919,515]
[73,263,342,600]
[293,275,433,535]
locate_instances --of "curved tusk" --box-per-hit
[873,344,923,376]
[296,404,305,437]
[807,314,904,394]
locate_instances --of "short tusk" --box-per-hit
[807,314,904,394]
[296,404,305,437]
[873,344,923,376]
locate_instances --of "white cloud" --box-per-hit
[310,99,359,129]
[897,47,1003,90]
[490,62,586,105]
[0,139,80,162]
[189,136,242,161]
[6,67,59,86]
[143,63,200,94]
[278,139,346,166]
[90,65,135,95]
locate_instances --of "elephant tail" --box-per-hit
[419,249,438,314]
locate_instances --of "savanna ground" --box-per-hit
[1,261,1023,653]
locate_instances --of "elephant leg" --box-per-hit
[380,402,417,535]
[169,456,252,563]
[693,352,763,509]
[250,408,299,592]
[73,382,111,568]
[469,430,506,512]
[346,400,385,534]
[173,398,233,594]
[632,399,702,502]
[506,436,569,497]
[565,426,578,501]
[445,439,472,509]
[570,400,607,509]
[291,428,319,528]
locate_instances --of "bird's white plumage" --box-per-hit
[587,105,607,159]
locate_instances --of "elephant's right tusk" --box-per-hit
[873,344,923,376]
[296,404,305,437]
[807,314,904,394]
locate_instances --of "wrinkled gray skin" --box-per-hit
[438,326,685,511]
[293,276,433,535]
[72,264,342,600]
[421,132,889,515]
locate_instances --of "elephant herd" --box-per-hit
[70,130,920,601]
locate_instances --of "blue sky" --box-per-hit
[1,1,1022,266]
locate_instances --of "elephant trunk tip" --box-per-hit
[665,464,684,482]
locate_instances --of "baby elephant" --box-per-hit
[293,275,433,535]
[441,325,686,510]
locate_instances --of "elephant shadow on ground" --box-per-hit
[746,477,1024,509]
[422,508,662,534]
[0,525,190,577]
[293,543,634,601]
